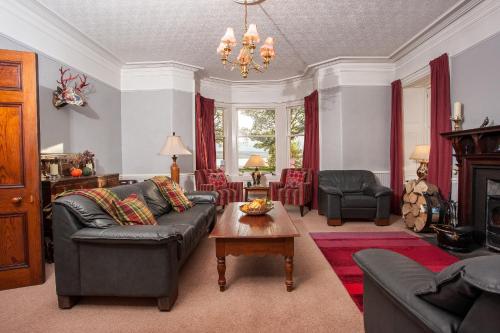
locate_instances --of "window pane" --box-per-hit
[215,108,224,166]
[289,106,305,135]
[290,135,304,168]
[238,137,276,172]
[238,109,275,136]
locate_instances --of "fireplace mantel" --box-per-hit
[442,126,500,236]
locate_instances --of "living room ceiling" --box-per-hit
[36,0,460,81]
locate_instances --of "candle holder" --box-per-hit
[450,115,463,131]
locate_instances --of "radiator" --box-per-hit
[373,171,390,187]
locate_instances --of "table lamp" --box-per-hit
[244,154,266,185]
[159,132,192,184]
[410,144,430,179]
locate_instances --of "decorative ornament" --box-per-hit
[53,67,90,108]
[480,116,489,128]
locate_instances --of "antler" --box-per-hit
[57,67,78,89]
[74,74,89,92]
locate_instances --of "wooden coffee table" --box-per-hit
[209,201,300,292]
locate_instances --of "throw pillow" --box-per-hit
[285,170,306,188]
[415,255,500,316]
[150,176,194,213]
[208,172,228,189]
[111,193,158,225]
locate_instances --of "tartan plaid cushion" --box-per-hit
[150,176,193,213]
[285,170,306,188]
[207,172,228,189]
[111,193,157,225]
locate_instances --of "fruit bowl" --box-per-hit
[239,199,274,215]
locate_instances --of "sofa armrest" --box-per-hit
[354,249,461,333]
[364,184,392,198]
[319,185,343,197]
[185,191,218,204]
[199,183,216,191]
[71,225,181,245]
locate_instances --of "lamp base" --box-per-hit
[171,155,180,184]
[251,167,261,186]
[416,161,428,180]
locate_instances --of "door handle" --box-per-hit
[11,197,23,204]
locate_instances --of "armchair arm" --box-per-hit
[227,182,244,201]
[269,181,284,201]
[199,183,216,191]
[319,184,343,197]
[71,225,181,245]
[185,191,218,204]
[299,182,313,204]
[364,184,392,198]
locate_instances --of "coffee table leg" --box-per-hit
[217,256,226,291]
[285,256,293,292]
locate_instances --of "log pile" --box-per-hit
[402,179,439,232]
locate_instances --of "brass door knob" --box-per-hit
[11,197,23,204]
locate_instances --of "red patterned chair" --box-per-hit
[270,168,313,216]
[194,169,243,207]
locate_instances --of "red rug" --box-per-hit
[310,231,458,311]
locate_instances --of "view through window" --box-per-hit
[237,109,276,172]
[288,105,305,168]
[215,107,225,168]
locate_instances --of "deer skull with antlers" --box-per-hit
[52,67,90,108]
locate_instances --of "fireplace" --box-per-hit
[442,125,500,249]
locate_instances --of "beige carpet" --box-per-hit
[0,207,407,333]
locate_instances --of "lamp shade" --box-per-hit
[159,132,192,156]
[244,154,266,168]
[410,144,430,162]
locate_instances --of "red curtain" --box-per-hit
[428,54,452,199]
[303,90,320,209]
[390,80,404,214]
[195,93,216,170]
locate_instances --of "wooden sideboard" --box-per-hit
[41,173,120,262]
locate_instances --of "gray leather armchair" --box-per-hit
[318,170,392,226]
[354,249,500,333]
[53,181,217,311]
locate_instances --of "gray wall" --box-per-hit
[121,90,194,175]
[451,32,500,129]
[0,34,122,173]
[340,86,391,171]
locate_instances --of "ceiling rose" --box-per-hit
[217,0,275,79]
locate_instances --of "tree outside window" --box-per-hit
[215,107,224,168]
[237,109,276,173]
[288,105,305,168]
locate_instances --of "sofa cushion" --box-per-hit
[55,195,116,228]
[416,256,500,316]
[156,204,211,230]
[138,180,172,217]
[341,194,377,208]
[109,183,146,202]
[112,193,158,225]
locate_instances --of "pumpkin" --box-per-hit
[70,167,83,177]
[82,166,92,176]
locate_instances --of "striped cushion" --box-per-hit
[112,193,157,225]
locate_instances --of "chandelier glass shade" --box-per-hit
[217,0,275,79]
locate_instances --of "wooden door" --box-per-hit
[0,49,44,290]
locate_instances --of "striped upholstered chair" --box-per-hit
[270,168,313,216]
[194,169,243,207]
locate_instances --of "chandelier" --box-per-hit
[217,0,275,79]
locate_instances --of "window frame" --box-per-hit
[286,104,305,168]
[236,107,277,173]
[214,106,225,167]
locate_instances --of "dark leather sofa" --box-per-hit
[354,249,500,333]
[52,180,217,311]
[318,170,392,226]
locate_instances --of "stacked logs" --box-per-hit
[402,179,439,232]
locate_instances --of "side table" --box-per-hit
[244,185,270,202]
